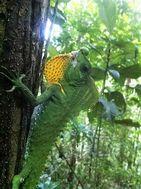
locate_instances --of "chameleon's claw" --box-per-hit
[6,86,16,92]
[8,74,26,92]
[0,70,17,92]
[0,71,12,81]
[0,67,26,92]
[0,66,17,79]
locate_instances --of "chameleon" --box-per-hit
[4,48,98,189]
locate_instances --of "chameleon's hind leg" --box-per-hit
[12,165,31,189]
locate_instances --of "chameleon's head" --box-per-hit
[43,47,92,86]
[65,47,92,84]
[71,47,89,59]
[72,47,91,70]
[77,48,91,74]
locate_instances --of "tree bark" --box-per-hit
[0,0,50,188]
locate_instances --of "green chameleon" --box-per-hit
[4,48,98,189]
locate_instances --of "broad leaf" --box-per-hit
[99,97,120,120]
[91,67,105,81]
[110,64,141,85]
[119,64,141,79]
[49,7,66,25]
[105,91,126,113]
[97,0,117,33]
[115,119,141,128]
[109,69,120,80]
[135,84,141,97]
[48,45,59,57]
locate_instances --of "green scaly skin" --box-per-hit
[11,48,99,189]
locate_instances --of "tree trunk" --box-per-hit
[0,0,50,188]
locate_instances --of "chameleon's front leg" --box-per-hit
[8,74,60,106]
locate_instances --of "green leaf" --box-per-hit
[88,91,125,122]
[115,119,141,128]
[109,69,120,80]
[88,97,120,122]
[91,67,105,81]
[135,84,141,97]
[110,64,141,85]
[119,64,141,79]
[88,101,103,123]
[49,7,66,25]
[99,97,120,120]
[97,0,117,33]
[48,45,59,57]
[105,91,126,113]
[130,97,140,105]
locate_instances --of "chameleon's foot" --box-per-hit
[12,175,24,189]
[9,73,26,91]
[6,86,16,92]
[5,74,25,92]
[0,66,26,92]
[0,66,16,80]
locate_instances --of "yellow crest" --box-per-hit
[43,54,72,84]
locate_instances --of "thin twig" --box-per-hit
[55,143,85,189]
[91,42,111,187]
[88,123,98,178]
[101,42,111,94]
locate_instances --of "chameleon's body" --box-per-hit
[11,49,98,189]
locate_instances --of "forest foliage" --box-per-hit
[40,0,141,188]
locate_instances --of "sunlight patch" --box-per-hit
[45,19,62,40]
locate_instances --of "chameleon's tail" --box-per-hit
[14,120,65,189]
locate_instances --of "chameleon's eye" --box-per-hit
[80,65,91,73]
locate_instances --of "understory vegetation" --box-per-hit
[39,0,141,188]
